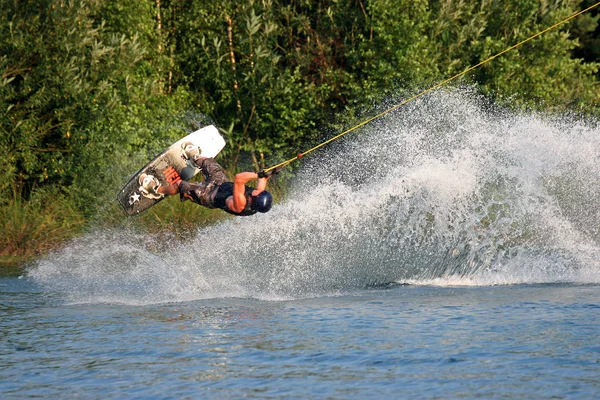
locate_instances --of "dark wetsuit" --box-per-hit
[179,158,257,216]
[212,182,257,216]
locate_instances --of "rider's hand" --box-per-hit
[258,170,271,179]
[258,166,283,179]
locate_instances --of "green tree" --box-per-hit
[1,0,140,198]
[171,0,331,171]
[471,0,599,110]
[359,0,599,111]
[0,0,193,211]
[571,0,600,66]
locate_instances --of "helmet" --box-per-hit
[251,191,273,213]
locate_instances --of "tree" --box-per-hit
[0,0,194,212]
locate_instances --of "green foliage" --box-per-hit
[469,0,599,110]
[1,0,154,198]
[70,90,194,212]
[94,194,229,241]
[571,0,600,64]
[361,0,599,111]
[0,188,85,262]
[173,0,332,171]
[0,0,599,269]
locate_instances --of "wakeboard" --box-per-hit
[117,125,226,215]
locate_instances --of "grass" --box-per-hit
[0,189,233,275]
[0,190,86,274]
[0,174,288,275]
[96,195,230,239]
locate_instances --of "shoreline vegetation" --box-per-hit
[0,198,229,275]
[1,0,599,275]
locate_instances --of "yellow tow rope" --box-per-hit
[265,1,600,173]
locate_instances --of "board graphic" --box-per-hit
[117,125,225,215]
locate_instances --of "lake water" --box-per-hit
[2,278,599,399]
[3,89,599,398]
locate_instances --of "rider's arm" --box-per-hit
[227,172,259,213]
[256,176,268,191]
[158,182,180,196]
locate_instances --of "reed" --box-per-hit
[0,173,286,273]
[0,190,85,271]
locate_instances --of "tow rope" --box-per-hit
[264,1,600,173]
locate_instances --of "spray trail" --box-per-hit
[29,88,600,303]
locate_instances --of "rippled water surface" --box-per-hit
[2,279,599,399]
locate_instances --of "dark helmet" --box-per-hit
[251,191,273,213]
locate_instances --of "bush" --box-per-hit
[0,188,85,267]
